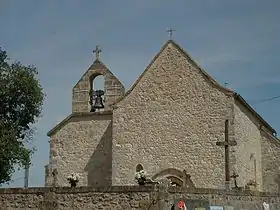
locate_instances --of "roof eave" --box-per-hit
[47,111,113,137]
[234,93,276,134]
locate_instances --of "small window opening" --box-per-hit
[136,164,144,172]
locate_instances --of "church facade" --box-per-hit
[45,40,280,192]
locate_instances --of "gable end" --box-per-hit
[47,111,112,137]
[111,40,276,136]
[112,40,234,108]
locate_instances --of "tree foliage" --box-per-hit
[0,48,44,184]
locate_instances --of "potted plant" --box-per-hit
[67,173,80,187]
[135,170,147,185]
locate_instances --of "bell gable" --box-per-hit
[72,59,125,113]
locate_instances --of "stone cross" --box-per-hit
[166,28,176,39]
[93,45,102,60]
[52,168,58,187]
[216,120,237,185]
[230,172,239,189]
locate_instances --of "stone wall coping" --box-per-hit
[0,186,279,197]
[0,186,155,195]
[168,187,279,198]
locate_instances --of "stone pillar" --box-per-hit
[40,191,58,210]
[44,165,51,187]
[52,168,58,187]
[153,181,172,210]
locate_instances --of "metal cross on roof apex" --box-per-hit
[93,45,102,60]
[166,28,176,40]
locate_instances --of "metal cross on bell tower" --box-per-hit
[166,28,176,40]
[93,45,102,60]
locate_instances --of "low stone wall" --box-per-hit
[0,186,279,209]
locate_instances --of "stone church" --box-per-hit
[45,40,280,193]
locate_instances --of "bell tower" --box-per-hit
[72,45,125,113]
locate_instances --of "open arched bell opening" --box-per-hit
[89,74,105,112]
[152,168,195,188]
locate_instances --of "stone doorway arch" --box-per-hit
[152,168,195,187]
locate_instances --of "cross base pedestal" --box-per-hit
[225,181,231,190]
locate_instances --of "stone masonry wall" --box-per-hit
[47,112,113,187]
[1,186,280,210]
[261,131,280,193]
[112,42,234,188]
[233,100,263,191]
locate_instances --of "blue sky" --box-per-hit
[1,0,280,187]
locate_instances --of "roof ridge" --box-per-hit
[168,39,235,94]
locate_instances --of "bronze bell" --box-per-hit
[92,90,105,111]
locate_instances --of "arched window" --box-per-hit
[167,176,183,187]
[136,164,144,172]
[91,75,105,91]
[152,168,195,188]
